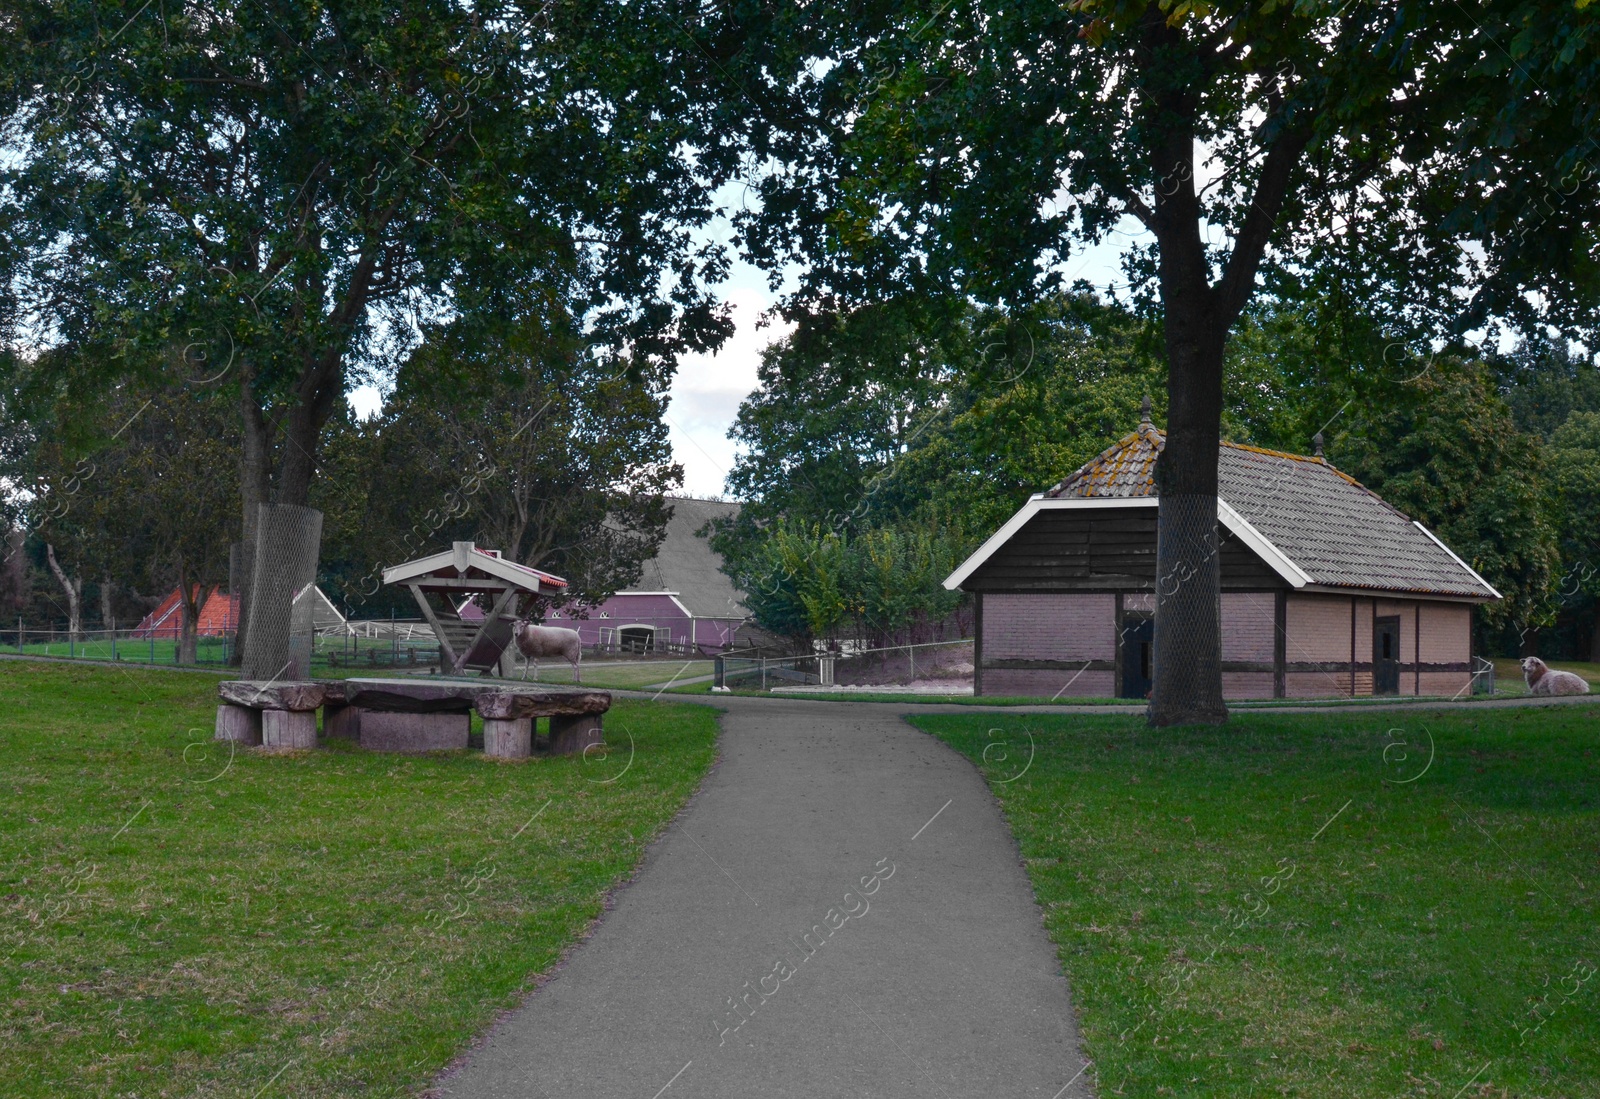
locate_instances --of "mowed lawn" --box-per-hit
[915,704,1600,1099]
[0,660,720,1098]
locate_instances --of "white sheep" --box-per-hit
[1520,656,1590,696]
[514,622,583,683]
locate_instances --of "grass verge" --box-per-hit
[913,705,1600,1099]
[0,660,719,1098]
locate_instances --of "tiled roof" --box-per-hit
[1044,425,1496,599]
[631,497,748,618]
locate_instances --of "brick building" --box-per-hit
[943,411,1500,699]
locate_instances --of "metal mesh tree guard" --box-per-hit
[241,503,323,681]
[1151,493,1228,725]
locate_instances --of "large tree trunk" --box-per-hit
[1146,100,1229,726]
[175,561,204,665]
[232,350,341,665]
[44,544,83,641]
[100,577,114,630]
[232,378,273,666]
[1150,313,1229,727]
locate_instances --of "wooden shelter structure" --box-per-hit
[944,409,1500,700]
[382,541,568,676]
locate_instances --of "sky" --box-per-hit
[659,215,1144,498]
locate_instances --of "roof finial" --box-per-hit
[1140,394,1152,429]
[1313,431,1325,458]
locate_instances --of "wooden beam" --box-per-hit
[408,583,458,670]
[409,578,518,592]
[451,582,521,676]
[1274,590,1287,699]
[966,591,979,697]
[1349,597,1357,697]
[1414,601,1422,696]
[1113,592,1124,697]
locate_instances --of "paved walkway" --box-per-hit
[438,697,1093,1099]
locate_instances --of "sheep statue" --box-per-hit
[514,621,583,683]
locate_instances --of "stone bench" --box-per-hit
[217,678,610,758]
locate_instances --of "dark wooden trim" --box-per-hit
[973,593,984,697]
[452,583,519,675]
[1273,590,1287,699]
[411,578,517,592]
[1414,601,1422,696]
[1349,597,1357,697]
[1113,592,1124,693]
[409,582,457,670]
[981,659,1474,674]
[984,659,1117,672]
[1373,596,1382,696]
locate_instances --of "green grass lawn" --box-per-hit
[0,660,720,1098]
[914,705,1600,1099]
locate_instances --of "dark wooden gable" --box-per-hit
[961,505,1287,593]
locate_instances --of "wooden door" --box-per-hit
[1374,615,1401,695]
[1121,615,1154,699]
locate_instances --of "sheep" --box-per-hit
[514,622,583,684]
[1520,656,1590,697]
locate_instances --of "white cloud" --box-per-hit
[666,280,791,498]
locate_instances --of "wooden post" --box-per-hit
[1273,590,1287,699]
[483,717,533,759]
[1414,601,1422,696]
[1112,593,1123,697]
[973,593,984,697]
[1349,597,1356,697]
[548,713,602,756]
[408,583,458,670]
[452,582,518,676]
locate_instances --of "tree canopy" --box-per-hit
[709,0,1599,721]
[1,0,739,654]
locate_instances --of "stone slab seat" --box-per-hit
[216,678,609,757]
[216,680,326,751]
[474,690,610,720]
[218,680,327,711]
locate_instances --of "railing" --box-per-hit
[4,626,237,666]
[1470,655,1496,696]
[713,638,975,692]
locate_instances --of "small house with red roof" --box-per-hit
[943,407,1500,699]
[133,586,238,638]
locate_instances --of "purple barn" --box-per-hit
[546,497,754,655]
[944,409,1501,700]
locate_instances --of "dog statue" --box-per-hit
[514,622,583,683]
[1520,656,1590,696]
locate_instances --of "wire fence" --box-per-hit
[1,619,733,681]
[715,637,975,692]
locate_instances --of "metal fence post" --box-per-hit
[111,621,116,661]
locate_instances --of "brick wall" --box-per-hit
[983,594,1115,661]
[1285,593,1353,664]
[1420,603,1471,664]
[1221,593,1276,662]
[984,669,1115,699]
